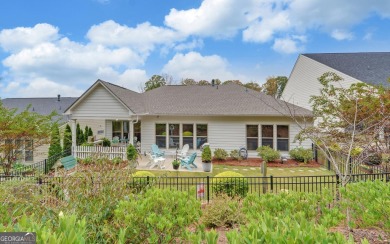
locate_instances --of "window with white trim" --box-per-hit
[246,125,258,150]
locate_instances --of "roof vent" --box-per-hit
[211,79,215,87]
[57,94,60,102]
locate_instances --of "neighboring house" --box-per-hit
[282,52,390,110]
[64,80,313,156]
[1,96,78,163]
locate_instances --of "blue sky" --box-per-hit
[1,0,390,98]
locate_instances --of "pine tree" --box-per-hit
[63,124,72,153]
[84,125,89,142]
[76,123,84,145]
[48,123,62,168]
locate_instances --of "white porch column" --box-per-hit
[71,119,77,154]
[129,121,134,145]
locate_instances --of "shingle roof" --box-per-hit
[2,96,78,123]
[303,52,390,87]
[142,84,312,116]
[65,80,312,117]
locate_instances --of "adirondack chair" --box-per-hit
[177,144,189,159]
[151,144,165,157]
[180,152,197,170]
[146,153,165,169]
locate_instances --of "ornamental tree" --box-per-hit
[0,101,56,175]
[296,72,390,186]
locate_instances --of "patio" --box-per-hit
[136,153,206,172]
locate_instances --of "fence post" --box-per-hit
[314,144,318,162]
[327,159,331,171]
[147,176,150,186]
[44,159,48,174]
[270,175,274,192]
[206,176,210,203]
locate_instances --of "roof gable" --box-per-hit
[303,52,390,87]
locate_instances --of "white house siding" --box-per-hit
[282,55,361,110]
[140,115,312,157]
[33,144,49,163]
[105,120,113,141]
[73,119,106,140]
[69,84,131,119]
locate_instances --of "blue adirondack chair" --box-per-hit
[180,152,197,170]
[151,144,165,157]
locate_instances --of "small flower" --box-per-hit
[59,211,64,218]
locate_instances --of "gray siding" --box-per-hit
[282,55,360,110]
[70,85,131,119]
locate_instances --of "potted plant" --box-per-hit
[172,159,180,170]
[201,145,212,172]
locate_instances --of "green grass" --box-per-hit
[136,165,333,177]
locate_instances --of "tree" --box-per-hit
[63,124,72,153]
[144,75,166,91]
[198,80,211,86]
[223,80,243,85]
[181,78,197,86]
[48,123,62,168]
[262,76,288,98]
[244,82,262,92]
[295,72,390,186]
[84,126,90,143]
[76,123,84,146]
[0,102,55,175]
[88,127,93,137]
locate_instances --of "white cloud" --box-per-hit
[87,20,183,55]
[165,0,256,38]
[174,39,204,51]
[331,29,354,41]
[0,23,59,52]
[272,37,302,54]
[8,78,83,97]
[162,51,244,81]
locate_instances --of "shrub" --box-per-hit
[102,138,111,147]
[201,146,212,162]
[256,146,280,163]
[201,194,245,228]
[230,150,242,160]
[127,144,138,161]
[111,157,123,165]
[214,148,228,160]
[213,171,248,197]
[366,153,382,165]
[183,131,193,136]
[81,142,94,146]
[289,147,312,163]
[114,188,201,243]
[131,171,156,192]
[81,156,93,165]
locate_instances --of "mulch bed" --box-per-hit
[212,158,322,168]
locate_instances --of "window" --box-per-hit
[277,125,289,151]
[112,121,129,140]
[112,121,122,138]
[246,125,258,150]
[25,140,33,161]
[261,125,273,148]
[182,124,194,148]
[196,124,208,149]
[169,124,179,148]
[134,122,141,143]
[155,124,166,148]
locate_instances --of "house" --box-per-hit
[282,52,390,110]
[64,80,313,156]
[1,95,78,163]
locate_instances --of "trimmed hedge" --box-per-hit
[213,171,248,197]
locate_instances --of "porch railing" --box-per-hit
[73,146,127,160]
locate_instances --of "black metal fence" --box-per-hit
[1,173,389,202]
[1,149,71,176]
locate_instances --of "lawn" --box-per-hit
[136,164,333,177]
